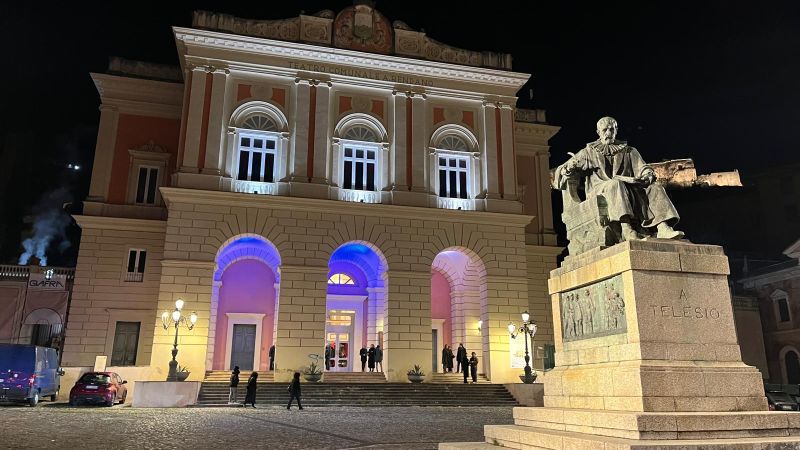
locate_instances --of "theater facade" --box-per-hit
[61,5,561,382]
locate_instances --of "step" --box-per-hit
[197,381,518,406]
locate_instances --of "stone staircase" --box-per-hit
[197,371,517,407]
[428,371,490,384]
[203,371,274,383]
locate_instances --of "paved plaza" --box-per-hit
[0,404,513,449]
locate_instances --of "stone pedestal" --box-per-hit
[441,240,800,449]
[131,381,200,407]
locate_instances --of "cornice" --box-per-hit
[160,187,534,227]
[173,27,530,92]
[91,73,183,118]
[514,122,561,139]
[73,215,167,233]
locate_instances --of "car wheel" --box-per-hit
[28,392,39,407]
[106,394,115,407]
[120,393,126,405]
[51,389,59,402]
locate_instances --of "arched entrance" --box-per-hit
[431,248,487,375]
[325,242,387,372]
[783,347,800,384]
[208,235,281,371]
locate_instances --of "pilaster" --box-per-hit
[87,104,119,202]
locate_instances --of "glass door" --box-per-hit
[325,310,354,372]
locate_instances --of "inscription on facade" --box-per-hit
[560,274,626,342]
[288,61,435,87]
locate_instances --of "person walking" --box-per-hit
[243,371,258,408]
[469,352,479,384]
[368,344,376,372]
[441,345,449,373]
[461,351,469,383]
[456,343,466,373]
[360,346,368,371]
[287,372,303,410]
[228,366,240,404]
[269,345,275,371]
[375,345,384,372]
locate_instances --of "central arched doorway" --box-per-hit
[325,242,387,372]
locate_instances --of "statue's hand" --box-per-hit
[638,172,656,186]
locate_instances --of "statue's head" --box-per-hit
[596,116,618,144]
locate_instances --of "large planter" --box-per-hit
[407,374,424,383]
[176,372,190,382]
[519,372,537,384]
[303,373,322,383]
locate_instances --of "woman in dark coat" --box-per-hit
[243,371,258,408]
[287,372,303,410]
[367,344,376,372]
[441,345,449,372]
[447,346,455,372]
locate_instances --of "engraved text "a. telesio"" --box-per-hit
[649,305,720,319]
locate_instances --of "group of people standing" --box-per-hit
[359,344,383,372]
[442,343,479,383]
[228,366,303,410]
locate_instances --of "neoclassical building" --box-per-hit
[61,5,560,382]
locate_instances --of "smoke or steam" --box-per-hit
[18,188,72,266]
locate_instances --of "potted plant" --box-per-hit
[176,365,190,382]
[302,362,323,382]
[407,365,425,383]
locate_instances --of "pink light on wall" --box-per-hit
[431,269,452,346]
[213,259,276,370]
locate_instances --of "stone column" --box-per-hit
[499,104,517,200]
[273,265,327,382]
[410,94,427,192]
[201,68,229,176]
[385,270,431,382]
[390,90,409,191]
[86,104,119,202]
[149,260,214,381]
[480,101,501,198]
[289,78,312,182]
[204,280,222,372]
[310,81,332,184]
[366,286,385,346]
[180,66,210,173]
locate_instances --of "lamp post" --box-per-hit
[161,298,198,382]
[508,310,538,384]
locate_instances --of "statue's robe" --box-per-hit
[554,139,679,228]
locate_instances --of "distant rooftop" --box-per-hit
[191,4,513,70]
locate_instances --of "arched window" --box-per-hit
[237,113,280,184]
[328,273,356,285]
[429,127,480,207]
[340,125,380,192]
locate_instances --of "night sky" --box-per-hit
[2,1,799,265]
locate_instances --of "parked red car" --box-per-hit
[69,372,128,406]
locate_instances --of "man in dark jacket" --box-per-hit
[269,345,275,371]
[375,345,384,372]
[228,366,240,404]
[360,346,368,372]
[461,352,469,383]
[456,344,467,373]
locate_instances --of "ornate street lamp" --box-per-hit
[508,310,538,384]
[161,298,198,382]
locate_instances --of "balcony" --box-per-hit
[124,272,144,283]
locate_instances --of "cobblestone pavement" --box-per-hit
[0,404,513,449]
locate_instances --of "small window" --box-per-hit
[778,297,791,323]
[135,166,159,205]
[111,322,140,366]
[328,273,355,285]
[125,249,146,282]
